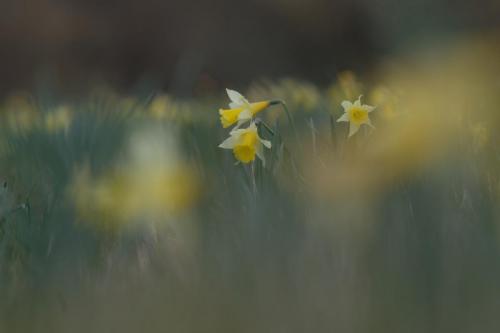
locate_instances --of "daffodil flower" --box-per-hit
[219,89,273,129]
[337,96,376,137]
[218,122,271,165]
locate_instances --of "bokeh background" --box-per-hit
[1,0,499,96]
[1,1,500,333]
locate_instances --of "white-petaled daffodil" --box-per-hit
[218,122,271,165]
[337,96,376,137]
[219,89,274,129]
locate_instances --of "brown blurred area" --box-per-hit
[0,0,499,97]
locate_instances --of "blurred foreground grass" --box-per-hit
[0,35,500,332]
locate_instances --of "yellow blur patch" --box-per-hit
[69,128,200,232]
[45,106,72,133]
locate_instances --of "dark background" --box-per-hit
[0,0,498,97]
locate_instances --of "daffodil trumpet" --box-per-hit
[336,95,376,137]
[218,122,272,166]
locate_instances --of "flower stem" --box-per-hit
[251,162,257,198]
[257,120,275,136]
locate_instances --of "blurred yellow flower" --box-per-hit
[70,127,200,231]
[44,106,72,133]
[327,71,363,109]
[369,86,400,121]
[337,96,375,137]
[218,122,271,165]
[3,93,39,133]
[149,94,172,119]
[219,89,272,128]
[148,94,197,124]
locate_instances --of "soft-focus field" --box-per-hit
[1,36,500,332]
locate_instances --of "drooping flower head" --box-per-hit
[337,96,376,137]
[219,89,272,128]
[218,122,271,165]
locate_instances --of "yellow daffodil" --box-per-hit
[337,96,376,137]
[218,122,271,165]
[219,89,272,128]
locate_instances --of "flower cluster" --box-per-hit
[217,88,377,165]
[218,89,273,165]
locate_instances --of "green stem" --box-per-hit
[257,120,275,136]
[329,114,336,147]
[250,162,257,199]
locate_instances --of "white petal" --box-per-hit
[337,113,349,122]
[365,105,376,113]
[229,102,241,108]
[230,121,257,135]
[366,118,375,128]
[341,100,352,110]
[353,95,363,107]
[226,89,248,105]
[237,109,252,120]
[248,122,258,131]
[348,123,360,137]
[229,120,247,133]
[260,138,272,149]
[229,127,245,135]
[218,136,236,149]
